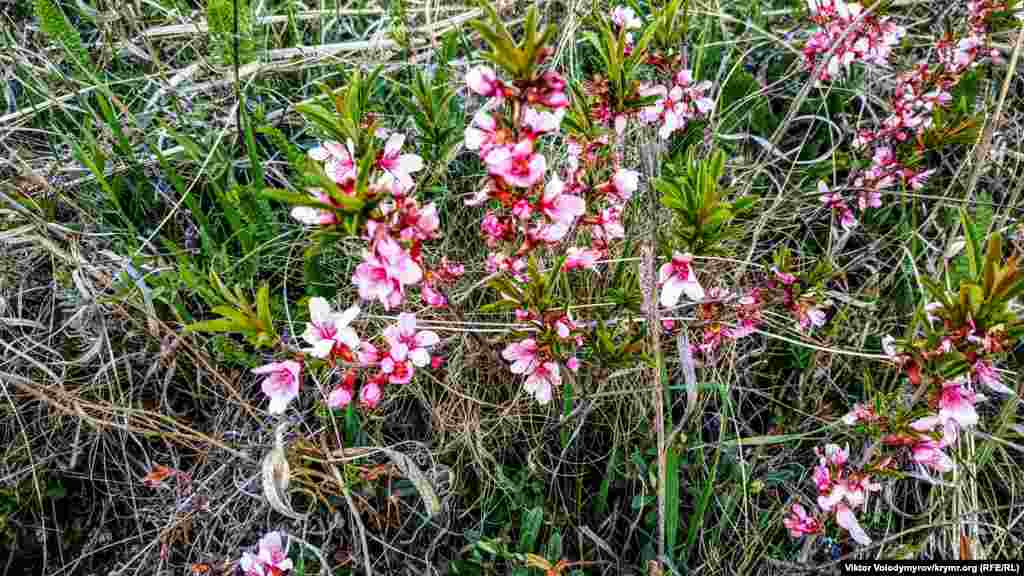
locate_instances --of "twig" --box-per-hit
[963,24,1024,223]
[639,135,667,564]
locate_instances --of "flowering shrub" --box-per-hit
[157,0,1024,568]
[783,217,1023,547]
[807,0,1022,229]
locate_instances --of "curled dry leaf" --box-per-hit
[261,421,309,521]
[378,447,442,518]
[677,328,697,425]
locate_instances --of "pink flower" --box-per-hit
[564,247,601,271]
[327,372,357,410]
[481,211,509,246]
[611,169,640,202]
[772,267,796,285]
[412,202,440,239]
[910,413,960,446]
[383,313,440,367]
[528,72,569,109]
[502,339,539,374]
[352,236,423,309]
[464,110,500,156]
[938,378,981,428]
[251,361,301,415]
[974,360,1012,394]
[539,176,586,224]
[301,298,361,359]
[611,5,642,29]
[819,475,879,512]
[594,206,625,241]
[641,85,687,139]
[358,342,381,366]
[727,292,762,339]
[361,380,383,408]
[812,461,832,493]
[842,403,879,425]
[377,133,424,194]
[487,253,528,281]
[511,198,532,220]
[309,140,356,184]
[328,384,353,409]
[819,181,858,230]
[912,440,955,473]
[524,360,560,404]
[290,189,340,226]
[796,300,828,332]
[783,503,822,538]
[675,70,714,114]
[818,443,849,467]
[466,66,502,98]
[421,283,447,308]
[639,72,714,138]
[522,107,565,139]
[485,140,547,188]
[380,354,414,384]
[554,317,574,339]
[240,531,293,576]
[659,252,705,307]
[835,503,872,545]
[566,357,580,372]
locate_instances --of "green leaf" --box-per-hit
[961,207,982,278]
[186,318,245,333]
[296,103,347,142]
[518,507,544,553]
[545,530,562,564]
[665,446,681,555]
[256,283,273,334]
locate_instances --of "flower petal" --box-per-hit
[309,297,332,324]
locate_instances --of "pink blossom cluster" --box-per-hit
[800,0,905,84]
[611,5,643,57]
[784,444,881,545]
[814,301,1017,550]
[818,180,858,232]
[950,0,1020,69]
[855,308,1015,475]
[502,309,584,404]
[770,267,830,333]
[330,312,441,409]
[251,299,442,414]
[820,0,1014,226]
[685,266,834,357]
[294,132,463,311]
[463,55,653,402]
[686,286,764,358]
[240,531,293,576]
[639,70,715,140]
[464,64,592,275]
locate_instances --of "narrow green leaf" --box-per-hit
[518,507,544,553]
[186,318,245,333]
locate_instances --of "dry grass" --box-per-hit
[2,0,1024,574]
